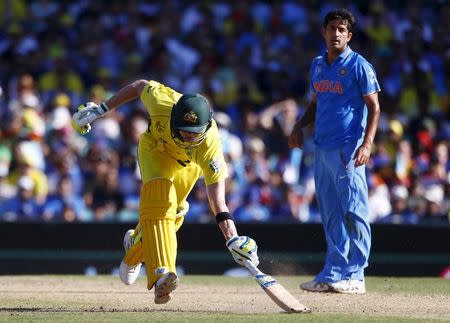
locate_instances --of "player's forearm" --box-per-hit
[218,219,238,241]
[298,100,316,129]
[206,181,237,240]
[363,99,380,147]
[104,79,148,110]
[206,181,227,214]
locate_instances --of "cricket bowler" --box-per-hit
[71,79,259,304]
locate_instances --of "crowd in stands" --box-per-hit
[0,0,449,225]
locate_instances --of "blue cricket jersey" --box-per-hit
[310,46,380,149]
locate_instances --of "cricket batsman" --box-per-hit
[71,80,259,304]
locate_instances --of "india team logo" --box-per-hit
[184,111,198,124]
[338,67,347,76]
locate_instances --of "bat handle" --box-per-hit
[244,260,263,276]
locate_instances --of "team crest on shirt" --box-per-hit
[184,111,198,123]
[338,67,348,76]
[209,158,222,173]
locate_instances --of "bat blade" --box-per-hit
[254,273,311,313]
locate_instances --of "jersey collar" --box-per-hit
[323,46,353,64]
[338,46,353,60]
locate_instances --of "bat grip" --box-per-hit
[244,260,263,276]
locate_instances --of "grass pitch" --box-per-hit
[0,275,449,322]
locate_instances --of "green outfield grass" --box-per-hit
[0,312,442,323]
[0,275,449,322]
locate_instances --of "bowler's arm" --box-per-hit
[362,92,380,148]
[354,92,380,167]
[288,94,317,149]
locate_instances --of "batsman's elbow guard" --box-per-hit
[226,236,259,267]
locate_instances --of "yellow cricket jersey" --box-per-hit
[139,80,228,185]
[7,169,48,200]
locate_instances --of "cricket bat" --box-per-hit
[244,260,311,313]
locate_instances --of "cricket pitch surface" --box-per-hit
[0,275,449,322]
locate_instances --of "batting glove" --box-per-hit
[71,101,109,135]
[226,236,259,267]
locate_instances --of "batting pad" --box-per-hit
[132,223,142,242]
[122,215,185,267]
[141,219,177,289]
[123,241,144,267]
[139,179,178,289]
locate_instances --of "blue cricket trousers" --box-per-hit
[314,139,371,282]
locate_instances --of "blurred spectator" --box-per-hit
[377,185,418,224]
[42,175,86,222]
[288,177,318,223]
[8,74,43,116]
[259,98,302,185]
[234,190,270,222]
[82,148,122,222]
[7,141,48,204]
[0,145,15,203]
[0,176,41,222]
[422,184,446,224]
[186,180,211,223]
[368,173,392,222]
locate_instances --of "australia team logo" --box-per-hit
[184,111,198,124]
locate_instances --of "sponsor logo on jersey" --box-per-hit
[313,80,343,94]
[209,159,221,173]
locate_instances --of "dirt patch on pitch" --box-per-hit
[0,276,448,320]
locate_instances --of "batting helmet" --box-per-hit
[171,94,213,148]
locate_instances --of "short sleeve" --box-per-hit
[195,122,228,185]
[356,60,381,96]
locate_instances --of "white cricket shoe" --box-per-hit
[331,279,366,294]
[123,229,135,251]
[119,229,142,285]
[119,261,142,285]
[154,272,179,304]
[300,280,335,292]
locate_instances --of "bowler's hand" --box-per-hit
[353,143,371,167]
[288,122,304,149]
